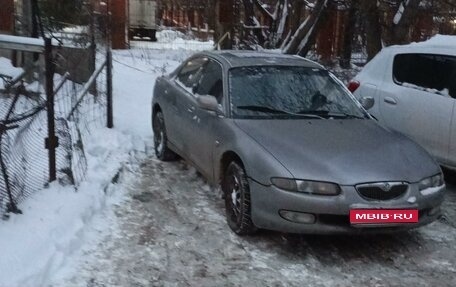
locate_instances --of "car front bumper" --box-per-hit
[249,179,445,234]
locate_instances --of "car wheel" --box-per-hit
[153,110,177,161]
[222,161,257,235]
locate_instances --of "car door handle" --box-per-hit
[384,97,397,105]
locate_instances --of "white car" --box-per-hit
[349,35,456,170]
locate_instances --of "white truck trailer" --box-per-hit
[129,0,158,41]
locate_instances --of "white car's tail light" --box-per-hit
[347,80,360,93]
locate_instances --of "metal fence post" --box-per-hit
[44,38,57,182]
[106,49,114,128]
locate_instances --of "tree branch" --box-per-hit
[282,0,329,56]
[254,0,276,20]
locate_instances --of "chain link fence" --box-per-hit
[0,30,112,217]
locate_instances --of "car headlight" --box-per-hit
[271,178,341,195]
[418,174,444,191]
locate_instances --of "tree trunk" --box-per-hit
[360,0,382,61]
[205,0,216,30]
[389,0,420,45]
[282,0,329,57]
[289,0,303,35]
[243,0,256,26]
[340,0,358,68]
[270,0,288,47]
[242,0,265,46]
[254,0,274,22]
[214,0,235,49]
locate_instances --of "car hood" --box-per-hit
[234,119,440,185]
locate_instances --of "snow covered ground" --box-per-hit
[131,29,214,51]
[48,158,456,287]
[2,33,456,287]
[0,37,197,286]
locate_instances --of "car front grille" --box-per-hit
[356,182,408,201]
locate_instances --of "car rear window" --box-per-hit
[393,53,456,98]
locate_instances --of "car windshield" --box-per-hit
[229,66,367,119]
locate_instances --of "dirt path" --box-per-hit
[54,157,456,287]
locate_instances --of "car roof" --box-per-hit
[197,50,323,69]
[383,34,456,56]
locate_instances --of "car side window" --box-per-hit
[176,57,208,90]
[195,60,224,105]
[393,53,456,99]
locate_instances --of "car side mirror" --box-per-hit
[196,95,219,112]
[360,96,375,110]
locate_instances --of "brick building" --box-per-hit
[0,0,15,34]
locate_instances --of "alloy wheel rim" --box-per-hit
[230,174,241,218]
[154,116,165,154]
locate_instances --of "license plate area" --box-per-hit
[350,209,419,225]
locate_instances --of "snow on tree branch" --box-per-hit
[277,0,289,37]
[282,0,329,56]
[255,0,276,20]
[393,0,410,25]
[303,0,316,8]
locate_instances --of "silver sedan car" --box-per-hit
[152,51,445,235]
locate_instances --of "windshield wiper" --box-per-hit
[296,110,366,119]
[237,105,290,114]
[325,112,366,119]
[237,105,325,119]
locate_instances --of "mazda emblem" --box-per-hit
[381,183,392,192]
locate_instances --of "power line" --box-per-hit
[111,57,156,74]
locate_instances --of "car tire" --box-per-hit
[153,110,177,161]
[222,161,257,235]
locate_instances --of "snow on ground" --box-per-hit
[0,35,208,286]
[111,48,196,140]
[131,29,214,51]
[48,157,456,287]
[48,157,347,287]
[0,128,134,287]
[0,57,23,89]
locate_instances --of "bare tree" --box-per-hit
[243,0,256,26]
[386,0,420,45]
[241,0,266,46]
[251,0,288,47]
[340,0,358,68]
[360,0,382,61]
[282,0,329,56]
[213,0,235,49]
[288,0,304,37]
